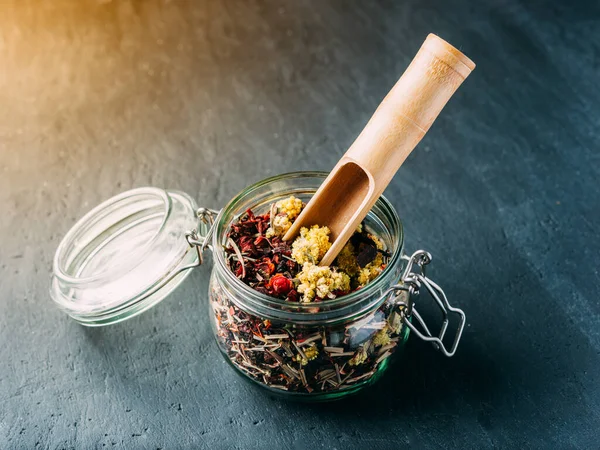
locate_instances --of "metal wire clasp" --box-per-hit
[150,207,220,288]
[383,250,466,357]
[183,207,220,267]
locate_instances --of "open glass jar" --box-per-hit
[51,172,465,401]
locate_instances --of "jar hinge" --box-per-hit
[184,207,221,267]
[383,250,466,357]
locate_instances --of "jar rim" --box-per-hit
[212,171,404,316]
[52,187,171,285]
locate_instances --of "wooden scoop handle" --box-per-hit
[343,33,475,198]
[284,34,475,267]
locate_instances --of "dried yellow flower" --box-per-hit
[276,196,303,219]
[368,233,384,250]
[266,214,292,238]
[296,262,350,302]
[265,196,303,237]
[304,345,319,361]
[293,354,308,366]
[357,252,384,286]
[335,241,359,276]
[293,345,318,366]
[348,347,368,366]
[388,310,404,334]
[372,328,391,347]
[291,225,332,265]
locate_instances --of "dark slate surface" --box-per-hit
[1,1,599,448]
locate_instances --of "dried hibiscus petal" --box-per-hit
[256,257,275,277]
[238,236,256,255]
[257,220,269,234]
[271,239,292,256]
[255,286,270,295]
[234,263,245,278]
[254,235,270,248]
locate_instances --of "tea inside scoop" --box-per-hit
[283,160,373,266]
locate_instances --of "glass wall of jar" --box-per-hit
[208,172,410,401]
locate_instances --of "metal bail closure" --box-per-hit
[386,250,466,357]
[142,206,220,287]
[182,207,220,269]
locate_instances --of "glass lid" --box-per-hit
[50,187,200,326]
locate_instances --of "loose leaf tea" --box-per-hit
[223,196,387,302]
[211,280,406,393]
[211,196,405,394]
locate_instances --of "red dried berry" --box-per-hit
[269,274,293,296]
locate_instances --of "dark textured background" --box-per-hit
[1,1,599,448]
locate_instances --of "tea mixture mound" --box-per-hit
[224,196,390,302]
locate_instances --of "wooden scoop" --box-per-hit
[283,34,475,266]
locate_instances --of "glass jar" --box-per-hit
[50,172,465,401]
